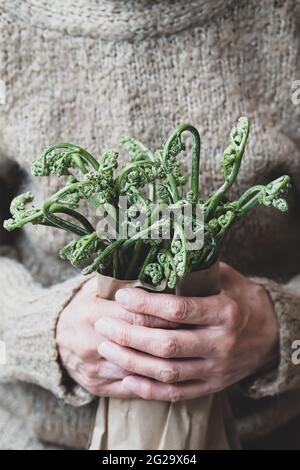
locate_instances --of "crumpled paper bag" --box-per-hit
[89,262,238,449]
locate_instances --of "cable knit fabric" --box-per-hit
[0,0,300,449]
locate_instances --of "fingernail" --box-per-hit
[98,341,115,356]
[123,378,139,392]
[115,289,131,305]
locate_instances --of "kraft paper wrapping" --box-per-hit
[89,263,238,450]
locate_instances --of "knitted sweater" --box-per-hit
[0,0,300,449]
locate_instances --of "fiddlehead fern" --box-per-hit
[157,249,178,289]
[205,116,250,221]
[59,232,101,267]
[3,192,45,231]
[161,124,201,203]
[42,177,102,235]
[32,143,99,177]
[237,175,291,214]
[120,135,155,162]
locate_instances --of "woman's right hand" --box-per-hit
[56,276,178,398]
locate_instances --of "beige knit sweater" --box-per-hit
[0,0,300,450]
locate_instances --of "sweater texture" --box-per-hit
[0,0,300,449]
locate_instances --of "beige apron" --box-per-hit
[89,263,239,450]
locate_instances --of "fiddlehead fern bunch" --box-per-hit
[4,118,291,286]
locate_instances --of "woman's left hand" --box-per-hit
[95,262,279,401]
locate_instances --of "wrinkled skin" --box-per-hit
[56,277,180,398]
[56,263,279,401]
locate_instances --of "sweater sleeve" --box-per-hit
[0,253,93,407]
[241,274,300,398]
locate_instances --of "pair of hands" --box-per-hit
[56,263,279,402]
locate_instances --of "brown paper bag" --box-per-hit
[89,263,238,450]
